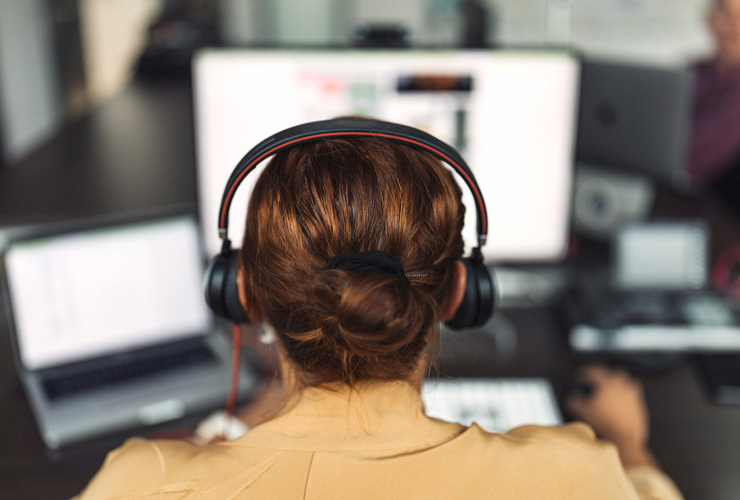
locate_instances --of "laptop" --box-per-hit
[1,212,256,449]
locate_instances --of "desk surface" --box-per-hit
[0,79,197,225]
[1,79,739,500]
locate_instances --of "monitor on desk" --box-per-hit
[193,49,580,263]
[575,58,693,191]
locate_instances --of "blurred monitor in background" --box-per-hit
[192,49,580,264]
[575,59,693,192]
[571,59,693,240]
[689,0,740,217]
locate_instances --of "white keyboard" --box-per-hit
[422,378,563,433]
[571,324,740,352]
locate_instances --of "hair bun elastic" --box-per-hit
[324,250,410,285]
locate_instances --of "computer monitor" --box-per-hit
[193,49,580,262]
[575,58,693,191]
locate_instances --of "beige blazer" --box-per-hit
[73,381,682,500]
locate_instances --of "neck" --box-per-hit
[275,344,431,400]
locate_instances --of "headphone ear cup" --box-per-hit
[205,249,247,324]
[223,252,247,323]
[445,257,496,330]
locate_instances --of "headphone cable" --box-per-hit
[222,323,242,440]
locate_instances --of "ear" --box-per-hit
[237,269,265,322]
[440,260,467,323]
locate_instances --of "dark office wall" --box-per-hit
[0,0,90,165]
[48,0,89,119]
[0,0,64,163]
[0,75,5,167]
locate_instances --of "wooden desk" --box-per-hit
[1,78,739,500]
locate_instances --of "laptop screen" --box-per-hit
[4,215,212,371]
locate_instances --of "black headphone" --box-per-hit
[204,118,496,329]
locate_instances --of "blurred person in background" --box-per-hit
[689,0,740,216]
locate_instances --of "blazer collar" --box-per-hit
[230,380,465,452]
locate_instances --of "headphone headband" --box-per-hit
[217,118,488,249]
[207,117,496,329]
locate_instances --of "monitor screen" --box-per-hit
[576,59,693,191]
[193,49,579,262]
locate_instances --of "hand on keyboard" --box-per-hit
[565,365,657,469]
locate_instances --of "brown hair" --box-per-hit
[239,136,464,388]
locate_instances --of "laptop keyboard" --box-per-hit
[39,338,217,401]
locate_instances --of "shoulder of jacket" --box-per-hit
[504,422,597,444]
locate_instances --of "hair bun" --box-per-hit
[305,269,436,359]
